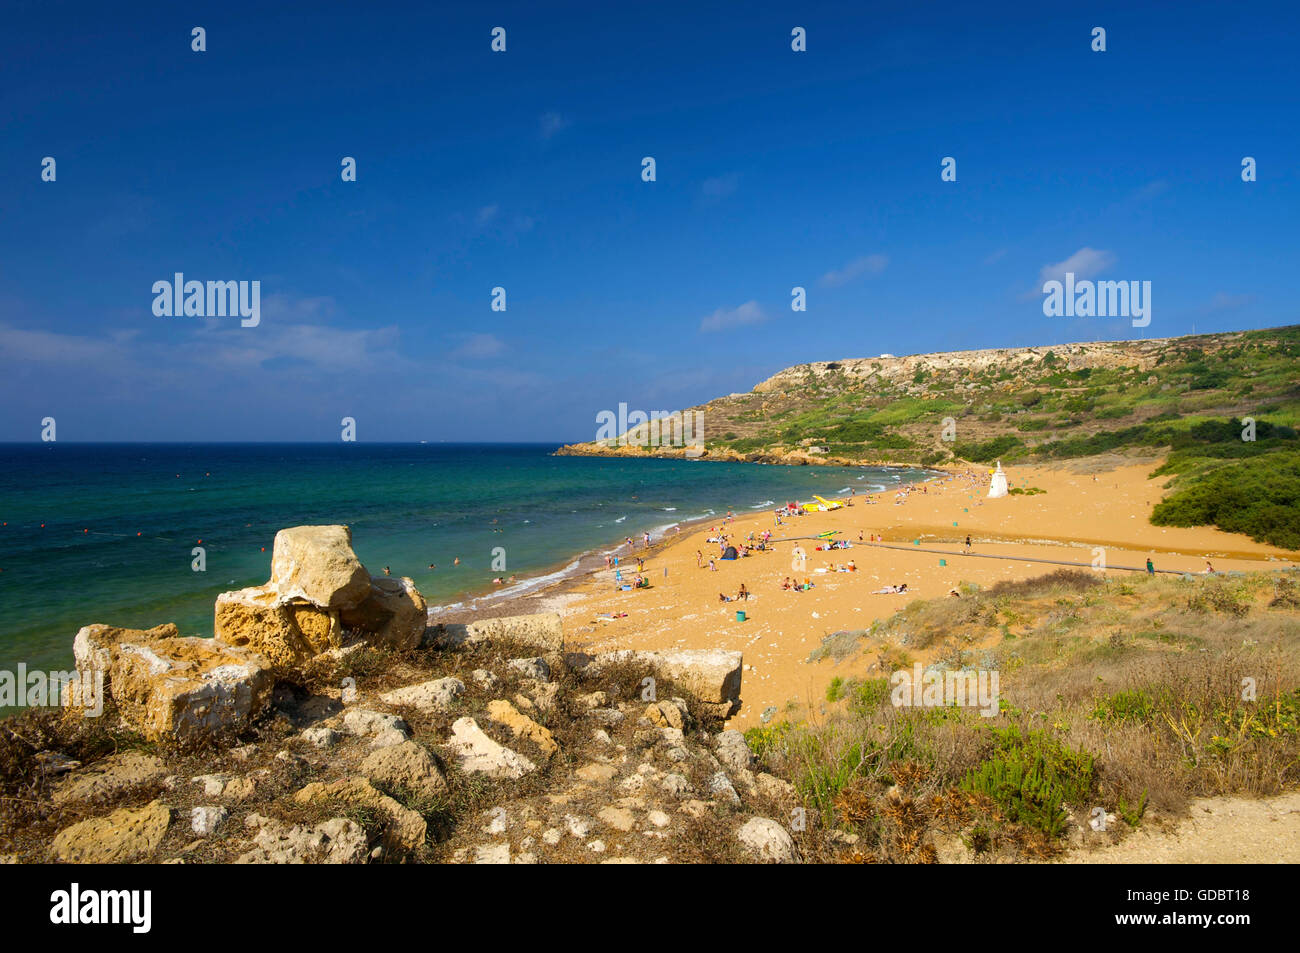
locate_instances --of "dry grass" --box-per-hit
[753,568,1300,863]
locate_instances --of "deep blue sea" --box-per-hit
[0,443,929,670]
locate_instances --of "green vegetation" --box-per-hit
[1152,453,1300,549]
[961,727,1096,837]
[746,569,1300,862]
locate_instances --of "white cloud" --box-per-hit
[476,204,500,225]
[699,300,765,333]
[1038,247,1116,284]
[450,333,506,359]
[819,254,888,287]
[539,111,570,139]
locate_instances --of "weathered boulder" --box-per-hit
[190,805,228,835]
[269,525,370,610]
[486,699,558,760]
[293,777,426,851]
[507,657,550,681]
[716,729,755,773]
[737,817,797,863]
[51,750,168,807]
[446,717,536,779]
[108,636,273,742]
[341,576,427,650]
[360,741,448,799]
[341,708,409,738]
[49,800,171,863]
[236,815,368,864]
[581,648,743,715]
[72,623,180,684]
[214,584,342,672]
[378,677,464,712]
[425,612,564,655]
[646,698,689,731]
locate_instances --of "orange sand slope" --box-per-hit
[555,462,1298,730]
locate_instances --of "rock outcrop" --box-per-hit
[50,800,171,863]
[425,612,564,656]
[109,636,274,742]
[269,525,371,609]
[215,585,342,673]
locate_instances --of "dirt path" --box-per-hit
[1062,791,1300,863]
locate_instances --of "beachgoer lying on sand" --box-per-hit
[781,577,793,590]
[948,588,961,597]
[872,585,898,594]
[719,592,733,603]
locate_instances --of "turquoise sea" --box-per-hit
[0,443,930,670]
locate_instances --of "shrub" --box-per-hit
[961,726,1096,837]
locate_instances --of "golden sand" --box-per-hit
[555,461,1299,729]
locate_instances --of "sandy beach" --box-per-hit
[536,459,1299,730]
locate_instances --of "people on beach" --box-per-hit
[1146,558,1155,574]
[964,535,972,554]
[738,583,749,601]
[696,550,703,568]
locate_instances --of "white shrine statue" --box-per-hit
[989,461,1008,498]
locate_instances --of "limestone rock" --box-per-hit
[737,817,797,863]
[108,636,273,742]
[708,771,741,805]
[597,806,636,832]
[716,729,755,773]
[360,741,449,799]
[214,585,341,672]
[191,805,228,835]
[300,726,340,748]
[446,717,536,779]
[487,699,558,760]
[425,612,564,655]
[51,750,167,807]
[583,648,742,712]
[646,698,688,731]
[72,623,179,687]
[341,708,409,738]
[50,800,171,863]
[756,772,797,801]
[236,817,368,864]
[341,576,427,650]
[293,777,426,851]
[269,525,370,610]
[507,657,550,681]
[379,677,464,712]
[575,761,618,783]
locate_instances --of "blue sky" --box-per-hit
[2,0,1296,442]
